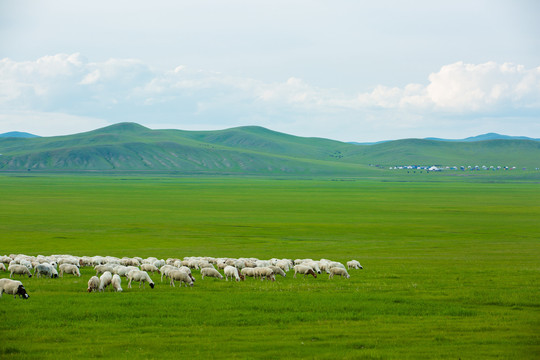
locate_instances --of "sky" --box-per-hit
[0,0,539,142]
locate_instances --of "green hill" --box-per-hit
[0,123,369,175]
[342,138,540,168]
[0,122,538,174]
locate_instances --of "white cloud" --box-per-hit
[425,61,540,112]
[0,54,539,141]
[353,61,540,116]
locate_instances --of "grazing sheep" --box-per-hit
[99,271,113,292]
[179,266,195,282]
[8,264,32,278]
[153,260,166,269]
[159,265,177,282]
[306,261,322,274]
[347,260,363,270]
[293,265,317,279]
[255,260,272,268]
[59,264,80,277]
[329,267,350,279]
[141,264,160,274]
[169,270,193,287]
[58,257,79,267]
[275,260,291,272]
[95,264,115,276]
[127,270,155,289]
[254,267,276,282]
[224,266,243,282]
[199,262,215,270]
[111,274,123,292]
[17,259,33,271]
[240,267,256,278]
[87,276,100,292]
[0,264,5,272]
[234,260,245,269]
[113,265,129,277]
[268,265,286,277]
[0,278,29,299]
[328,262,346,270]
[121,257,140,267]
[143,257,158,265]
[34,263,58,278]
[201,268,223,280]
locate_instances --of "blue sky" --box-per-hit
[1,0,539,141]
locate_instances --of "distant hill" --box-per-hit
[0,131,39,138]
[0,123,370,175]
[344,138,540,167]
[0,123,538,173]
[426,133,540,142]
[351,133,540,145]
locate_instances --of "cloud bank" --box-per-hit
[1,54,539,140]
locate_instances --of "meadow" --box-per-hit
[0,173,539,359]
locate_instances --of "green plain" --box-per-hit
[0,173,539,359]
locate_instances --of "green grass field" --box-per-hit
[0,174,539,359]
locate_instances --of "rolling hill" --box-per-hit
[0,122,539,173]
[0,131,40,138]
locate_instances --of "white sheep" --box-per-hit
[34,263,58,278]
[58,257,79,266]
[0,264,5,272]
[153,259,166,269]
[8,264,32,278]
[59,264,81,277]
[224,266,244,282]
[267,265,285,277]
[127,270,155,289]
[329,267,350,279]
[159,265,177,282]
[293,265,317,279]
[95,264,115,276]
[328,261,346,270]
[347,260,363,269]
[306,261,322,274]
[111,274,123,292]
[121,257,140,267]
[178,266,195,282]
[201,268,223,280]
[117,266,139,277]
[240,267,256,278]
[255,260,272,268]
[169,270,193,287]
[199,262,215,270]
[87,276,100,292]
[18,259,33,270]
[254,267,276,282]
[140,264,160,274]
[275,260,291,272]
[99,271,113,292]
[0,278,29,299]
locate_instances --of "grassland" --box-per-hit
[0,174,539,359]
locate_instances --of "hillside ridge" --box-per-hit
[0,123,539,172]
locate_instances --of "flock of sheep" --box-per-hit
[0,253,363,299]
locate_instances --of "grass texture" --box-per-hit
[0,174,539,359]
